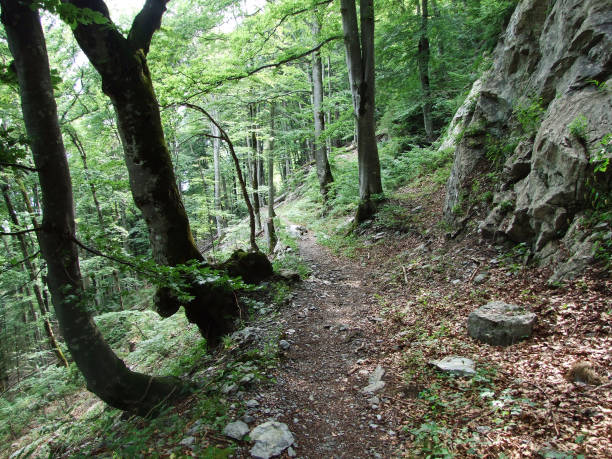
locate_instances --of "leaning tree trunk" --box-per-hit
[311,18,334,199]
[0,0,187,415]
[418,0,434,142]
[63,0,243,340]
[340,0,383,222]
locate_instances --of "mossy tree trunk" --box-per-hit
[340,0,383,222]
[0,0,187,415]
[63,0,244,340]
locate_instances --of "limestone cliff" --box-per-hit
[442,0,612,281]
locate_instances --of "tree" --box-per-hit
[63,0,263,340]
[311,15,334,199]
[340,0,383,222]
[418,0,434,142]
[0,0,187,415]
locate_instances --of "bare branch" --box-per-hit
[0,228,41,236]
[0,162,37,172]
[172,102,260,252]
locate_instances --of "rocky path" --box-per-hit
[239,228,403,458]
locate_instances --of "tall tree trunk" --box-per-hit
[248,105,262,232]
[63,0,240,339]
[265,103,277,253]
[340,0,383,222]
[418,0,434,142]
[1,183,68,368]
[67,128,104,226]
[312,18,334,199]
[1,0,186,415]
[211,116,226,238]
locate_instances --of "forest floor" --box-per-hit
[3,175,611,459]
[228,177,612,458]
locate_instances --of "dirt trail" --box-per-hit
[239,229,403,458]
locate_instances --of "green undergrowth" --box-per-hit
[277,142,453,257]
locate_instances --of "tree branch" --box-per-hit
[0,228,41,236]
[182,36,342,100]
[0,162,37,172]
[0,249,41,275]
[172,102,259,252]
[128,0,170,55]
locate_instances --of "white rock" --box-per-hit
[223,421,250,440]
[249,421,295,459]
[362,365,386,394]
[429,356,476,377]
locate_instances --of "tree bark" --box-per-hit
[311,18,334,199]
[265,103,277,253]
[63,0,243,339]
[1,0,187,415]
[418,0,434,142]
[340,0,383,222]
[248,104,262,232]
[211,116,226,239]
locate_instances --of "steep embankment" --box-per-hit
[442,0,612,281]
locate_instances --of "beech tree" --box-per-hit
[418,0,433,142]
[311,15,334,198]
[63,0,262,340]
[0,0,186,415]
[340,0,383,222]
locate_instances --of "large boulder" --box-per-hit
[442,0,612,280]
[468,301,536,346]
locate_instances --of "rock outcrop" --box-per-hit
[442,0,612,280]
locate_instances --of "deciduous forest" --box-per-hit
[1,0,610,457]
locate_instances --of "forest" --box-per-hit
[1,0,611,457]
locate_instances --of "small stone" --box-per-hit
[451,279,461,285]
[249,421,295,459]
[242,415,256,424]
[223,421,250,440]
[286,329,296,335]
[222,383,238,394]
[362,365,386,394]
[240,373,255,385]
[468,301,536,346]
[429,356,476,377]
[367,396,380,405]
[180,436,196,447]
[473,273,488,285]
[287,446,297,457]
[246,399,260,408]
[186,420,202,436]
[476,426,491,434]
[279,340,290,350]
[369,423,378,429]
